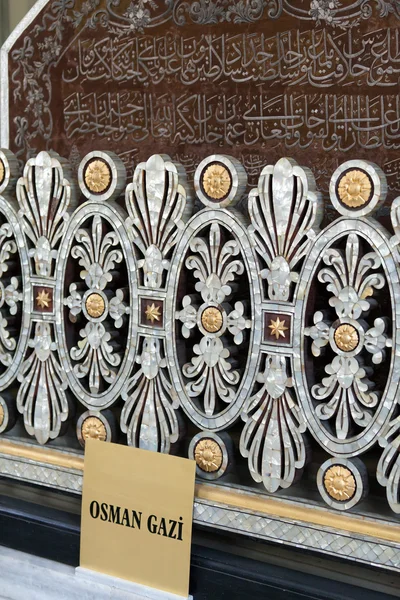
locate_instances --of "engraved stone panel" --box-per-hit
[4,0,400,201]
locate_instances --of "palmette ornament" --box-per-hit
[17,322,69,445]
[121,155,193,452]
[121,337,180,454]
[240,355,307,493]
[3,0,400,574]
[126,154,193,289]
[17,151,76,278]
[248,157,322,302]
[12,151,77,443]
[0,148,398,516]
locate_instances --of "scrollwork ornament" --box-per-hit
[389,195,400,264]
[170,0,365,25]
[16,322,70,445]
[3,139,400,526]
[0,197,30,393]
[240,355,307,493]
[120,337,181,454]
[126,154,193,289]
[177,222,251,417]
[284,0,373,28]
[167,208,261,431]
[377,417,400,514]
[88,0,173,33]
[305,233,391,441]
[0,224,23,367]
[376,0,400,17]
[64,215,129,395]
[248,157,322,302]
[295,218,400,457]
[57,201,137,411]
[173,0,272,24]
[17,151,77,277]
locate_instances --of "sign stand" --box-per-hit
[79,441,196,599]
[75,567,193,600]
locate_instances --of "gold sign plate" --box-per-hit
[80,441,196,598]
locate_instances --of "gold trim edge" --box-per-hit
[1,439,398,545]
[0,439,84,471]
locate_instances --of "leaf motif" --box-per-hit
[377,417,400,514]
[126,154,193,289]
[16,322,69,445]
[390,196,400,253]
[240,355,307,492]
[121,338,180,453]
[16,151,76,276]
[248,157,321,301]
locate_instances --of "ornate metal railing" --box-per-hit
[0,148,399,567]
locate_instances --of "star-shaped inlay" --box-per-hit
[145,303,161,324]
[268,317,288,340]
[36,290,52,309]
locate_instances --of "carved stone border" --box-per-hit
[0,0,50,148]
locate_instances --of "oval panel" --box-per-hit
[0,197,30,391]
[166,210,261,430]
[56,203,138,409]
[294,219,400,456]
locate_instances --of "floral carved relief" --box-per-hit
[64,215,129,395]
[176,221,252,421]
[305,234,391,440]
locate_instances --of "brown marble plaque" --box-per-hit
[4,0,400,204]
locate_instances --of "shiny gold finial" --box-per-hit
[195,438,223,473]
[201,307,223,333]
[36,289,52,309]
[84,159,111,194]
[86,293,105,318]
[334,324,359,352]
[82,416,107,443]
[324,465,356,502]
[202,164,231,200]
[338,170,372,208]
